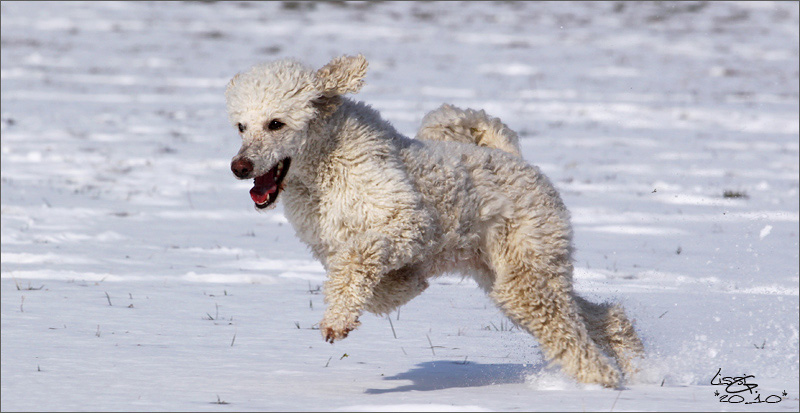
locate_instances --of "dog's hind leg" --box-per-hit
[363,266,429,316]
[488,242,622,388]
[575,295,644,377]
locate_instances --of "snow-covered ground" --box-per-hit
[1,1,798,411]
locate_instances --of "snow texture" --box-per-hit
[1,1,798,411]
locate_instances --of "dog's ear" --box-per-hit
[315,54,368,97]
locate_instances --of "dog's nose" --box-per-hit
[231,158,254,178]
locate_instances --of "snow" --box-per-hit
[1,1,798,411]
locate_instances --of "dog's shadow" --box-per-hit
[365,361,540,394]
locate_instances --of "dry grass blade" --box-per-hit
[387,315,397,339]
[610,390,623,411]
[211,395,229,405]
[426,334,435,356]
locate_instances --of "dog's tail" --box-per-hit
[415,104,522,157]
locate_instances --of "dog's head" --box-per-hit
[226,54,368,210]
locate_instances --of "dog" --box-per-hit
[226,54,644,387]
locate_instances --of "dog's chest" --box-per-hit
[281,180,328,261]
[282,173,369,261]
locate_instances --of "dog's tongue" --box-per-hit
[250,173,277,204]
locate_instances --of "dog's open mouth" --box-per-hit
[250,158,291,209]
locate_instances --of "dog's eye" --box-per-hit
[237,123,246,133]
[267,119,285,131]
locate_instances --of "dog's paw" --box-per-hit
[320,314,360,344]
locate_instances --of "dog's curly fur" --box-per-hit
[226,54,644,388]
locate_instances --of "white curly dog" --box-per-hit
[226,54,643,387]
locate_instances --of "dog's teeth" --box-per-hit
[277,160,283,173]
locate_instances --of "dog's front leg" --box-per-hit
[320,231,396,343]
